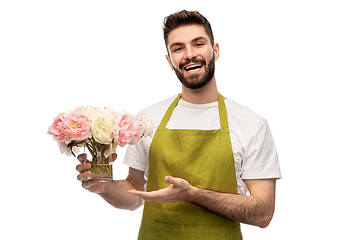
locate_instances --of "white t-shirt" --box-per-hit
[123,95,281,195]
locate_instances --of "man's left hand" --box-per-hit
[128,176,193,203]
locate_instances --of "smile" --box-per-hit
[184,63,203,74]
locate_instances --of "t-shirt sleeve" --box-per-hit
[242,119,281,179]
[123,139,148,172]
[123,110,151,172]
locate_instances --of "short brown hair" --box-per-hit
[163,10,214,49]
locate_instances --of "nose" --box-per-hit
[184,46,197,60]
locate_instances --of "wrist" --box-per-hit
[185,185,199,203]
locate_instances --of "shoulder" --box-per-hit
[140,95,178,113]
[225,99,266,128]
[137,95,178,127]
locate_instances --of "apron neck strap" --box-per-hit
[159,92,229,130]
[217,92,229,130]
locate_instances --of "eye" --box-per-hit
[173,47,182,53]
[195,43,204,47]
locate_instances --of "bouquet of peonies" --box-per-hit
[48,106,153,181]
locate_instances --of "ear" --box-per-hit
[213,42,220,61]
[165,54,175,71]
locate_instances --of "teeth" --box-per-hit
[185,64,202,71]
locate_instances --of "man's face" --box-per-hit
[166,25,219,89]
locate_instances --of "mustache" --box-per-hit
[179,57,206,69]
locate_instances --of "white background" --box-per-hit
[1,1,359,239]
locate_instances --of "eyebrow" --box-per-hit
[169,36,208,50]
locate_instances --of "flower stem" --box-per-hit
[85,137,113,178]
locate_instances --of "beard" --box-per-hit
[173,55,215,90]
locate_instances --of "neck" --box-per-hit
[181,77,218,104]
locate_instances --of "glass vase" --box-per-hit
[85,139,114,182]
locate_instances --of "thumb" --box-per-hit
[164,176,183,186]
[164,175,175,184]
[164,176,190,189]
[110,153,118,162]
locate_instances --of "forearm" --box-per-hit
[128,176,276,228]
[188,187,274,228]
[99,179,144,211]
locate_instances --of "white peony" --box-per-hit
[90,108,115,144]
[140,112,154,137]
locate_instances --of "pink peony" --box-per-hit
[63,112,92,143]
[48,114,66,142]
[113,111,142,147]
[129,118,143,145]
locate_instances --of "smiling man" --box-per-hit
[166,27,217,90]
[76,10,281,240]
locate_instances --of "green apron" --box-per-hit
[138,93,243,240]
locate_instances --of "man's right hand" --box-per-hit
[76,153,118,194]
[76,153,146,210]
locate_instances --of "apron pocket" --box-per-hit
[146,221,225,240]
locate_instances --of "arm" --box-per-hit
[76,153,146,211]
[129,176,276,228]
[189,179,276,228]
[97,168,146,210]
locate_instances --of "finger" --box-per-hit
[76,162,91,173]
[128,189,150,199]
[77,153,87,163]
[128,189,141,196]
[82,179,99,189]
[129,189,171,203]
[77,171,92,182]
[130,188,165,198]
